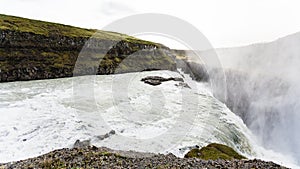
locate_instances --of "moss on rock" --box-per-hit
[184,143,246,160]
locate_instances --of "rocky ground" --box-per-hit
[0,146,288,169]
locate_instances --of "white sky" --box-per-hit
[1,0,300,49]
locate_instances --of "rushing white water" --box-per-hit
[0,70,297,168]
[196,32,300,168]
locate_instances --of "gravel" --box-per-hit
[0,146,289,169]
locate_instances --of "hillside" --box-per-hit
[0,14,176,82]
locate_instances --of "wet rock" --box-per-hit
[109,130,116,135]
[179,145,199,153]
[73,139,91,148]
[141,76,184,86]
[96,130,116,140]
[175,82,191,88]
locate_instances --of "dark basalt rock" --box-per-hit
[141,76,184,86]
[96,130,116,140]
[179,145,200,153]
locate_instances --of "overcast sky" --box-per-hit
[1,0,300,49]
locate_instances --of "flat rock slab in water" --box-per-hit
[141,76,184,86]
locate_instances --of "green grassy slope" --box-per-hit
[0,14,156,43]
[0,14,175,82]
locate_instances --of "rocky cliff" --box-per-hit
[0,14,176,82]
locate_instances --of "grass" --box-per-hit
[0,14,95,37]
[184,143,246,160]
[0,13,161,46]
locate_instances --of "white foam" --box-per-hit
[0,71,297,168]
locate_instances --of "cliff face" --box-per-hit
[0,14,176,82]
[172,50,209,82]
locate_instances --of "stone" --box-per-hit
[97,130,116,140]
[73,139,91,148]
[141,76,184,86]
[175,82,191,88]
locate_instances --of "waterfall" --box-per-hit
[200,32,300,165]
